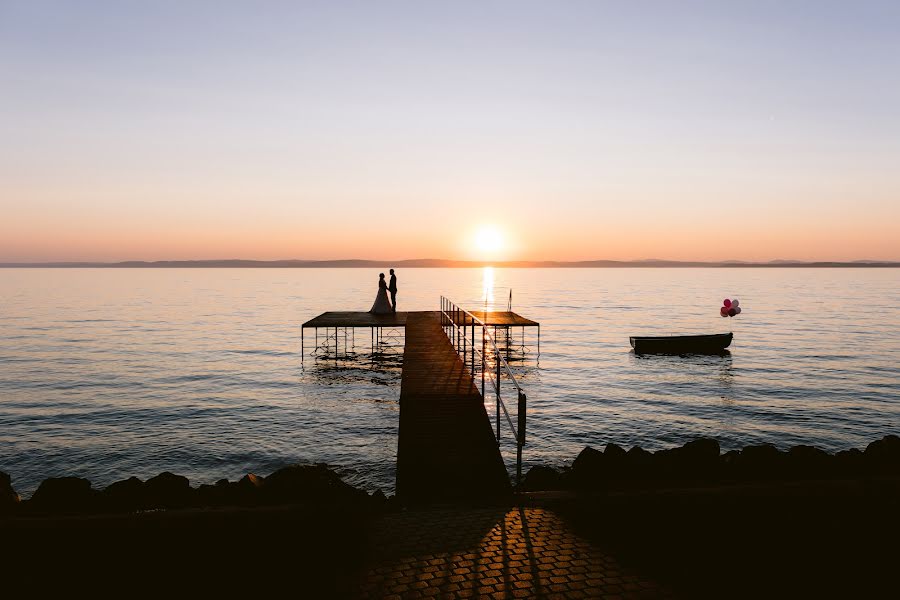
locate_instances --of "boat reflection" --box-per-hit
[632,349,732,365]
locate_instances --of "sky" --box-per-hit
[1,1,899,262]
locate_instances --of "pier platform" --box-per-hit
[301,310,537,330]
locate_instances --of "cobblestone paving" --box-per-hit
[357,506,669,599]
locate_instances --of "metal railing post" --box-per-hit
[463,313,467,358]
[517,391,526,487]
[470,321,475,375]
[481,325,486,398]
[496,348,501,441]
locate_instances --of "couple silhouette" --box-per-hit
[369,269,398,314]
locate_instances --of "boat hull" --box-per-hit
[630,333,733,355]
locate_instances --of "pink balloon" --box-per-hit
[723,299,732,308]
[734,306,742,314]
[732,299,740,308]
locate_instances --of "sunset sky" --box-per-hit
[1,1,898,262]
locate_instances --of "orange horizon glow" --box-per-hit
[3,4,899,264]
[2,212,897,263]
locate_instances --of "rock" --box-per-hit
[29,477,95,512]
[721,449,741,465]
[197,473,263,506]
[834,448,864,476]
[198,474,264,508]
[604,443,627,459]
[1,471,20,514]
[864,435,900,474]
[719,450,742,481]
[261,464,368,506]
[652,438,720,483]
[625,446,655,480]
[144,472,194,509]
[681,438,721,462]
[626,445,652,462]
[239,473,264,488]
[735,444,787,480]
[569,444,637,488]
[519,465,563,491]
[198,479,231,507]
[570,447,605,489]
[384,494,402,512]
[572,446,604,474]
[602,443,628,478]
[101,477,144,512]
[787,445,832,479]
[231,473,264,506]
[370,489,387,505]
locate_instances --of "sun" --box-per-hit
[474,225,504,255]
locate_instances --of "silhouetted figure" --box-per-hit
[388,269,398,312]
[370,273,392,314]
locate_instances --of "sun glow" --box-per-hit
[474,225,504,257]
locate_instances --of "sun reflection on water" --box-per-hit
[482,266,495,307]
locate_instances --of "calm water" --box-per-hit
[1,268,898,496]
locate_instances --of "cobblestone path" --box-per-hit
[357,506,669,599]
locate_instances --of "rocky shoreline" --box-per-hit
[520,434,900,492]
[1,463,390,517]
[3,436,898,596]
[3,435,897,517]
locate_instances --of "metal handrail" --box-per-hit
[442,297,524,393]
[439,296,528,485]
[440,311,519,441]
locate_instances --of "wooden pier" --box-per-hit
[396,312,510,502]
[301,306,538,502]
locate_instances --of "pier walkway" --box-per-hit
[396,312,510,502]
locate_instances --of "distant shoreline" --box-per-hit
[2,259,898,268]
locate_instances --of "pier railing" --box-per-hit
[439,296,527,486]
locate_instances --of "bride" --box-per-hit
[369,273,393,314]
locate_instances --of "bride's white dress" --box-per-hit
[370,279,393,314]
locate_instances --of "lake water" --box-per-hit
[1,268,898,496]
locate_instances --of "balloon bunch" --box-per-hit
[720,298,742,317]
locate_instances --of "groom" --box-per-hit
[388,268,398,312]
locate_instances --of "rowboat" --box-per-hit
[630,332,733,354]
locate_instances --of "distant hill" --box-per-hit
[2,259,898,268]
